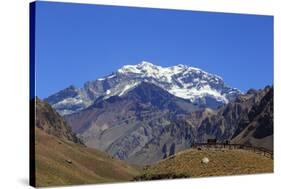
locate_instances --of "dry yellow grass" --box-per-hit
[35,128,140,187]
[35,127,273,186]
[143,149,273,178]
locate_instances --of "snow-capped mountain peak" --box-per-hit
[118,61,212,78]
[138,60,155,67]
[118,60,158,74]
[46,61,241,115]
[117,61,190,82]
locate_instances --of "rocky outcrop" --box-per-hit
[231,87,273,150]
[35,97,82,144]
[195,86,272,144]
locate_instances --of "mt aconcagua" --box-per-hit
[43,61,272,165]
[46,61,240,115]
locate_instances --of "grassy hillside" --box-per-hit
[137,149,273,180]
[35,128,140,187]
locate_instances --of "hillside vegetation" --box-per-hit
[137,149,273,179]
[35,128,140,187]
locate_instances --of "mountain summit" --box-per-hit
[46,61,241,115]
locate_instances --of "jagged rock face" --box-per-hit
[231,87,273,150]
[44,86,92,115]
[123,117,197,165]
[46,61,240,115]
[131,86,273,164]
[65,85,272,165]
[195,86,273,145]
[35,97,82,144]
[65,82,200,165]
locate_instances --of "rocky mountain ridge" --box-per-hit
[65,85,273,165]
[46,61,241,115]
[35,97,82,144]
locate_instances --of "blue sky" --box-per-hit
[34,1,273,98]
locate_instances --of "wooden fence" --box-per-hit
[191,143,273,159]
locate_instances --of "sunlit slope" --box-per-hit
[140,149,273,179]
[35,128,140,187]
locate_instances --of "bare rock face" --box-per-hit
[64,85,273,166]
[65,82,200,165]
[35,97,82,144]
[231,87,273,150]
[195,86,273,145]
